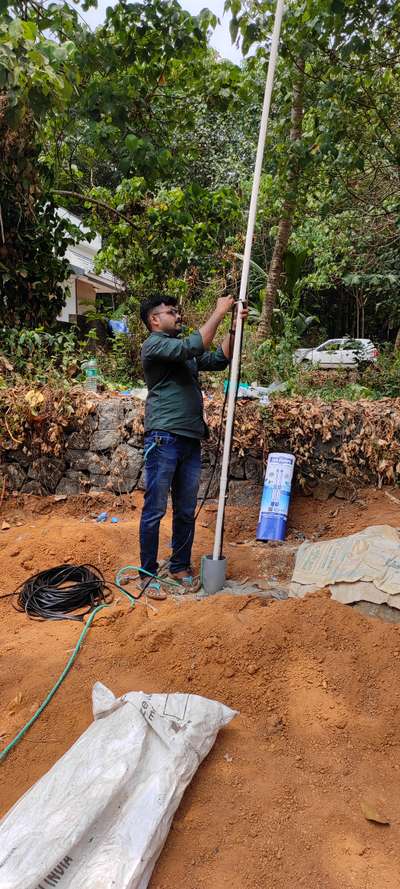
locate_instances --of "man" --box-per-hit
[139,294,246,599]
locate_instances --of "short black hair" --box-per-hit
[140,295,178,331]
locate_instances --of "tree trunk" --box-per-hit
[394,327,400,351]
[360,299,365,338]
[257,58,305,341]
[354,289,366,339]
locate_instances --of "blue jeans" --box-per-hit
[139,431,201,577]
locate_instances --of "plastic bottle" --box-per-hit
[256,452,295,541]
[82,359,98,392]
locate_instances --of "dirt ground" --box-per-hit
[1,487,400,888]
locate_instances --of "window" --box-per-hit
[317,341,342,352]
[343,340,363,350]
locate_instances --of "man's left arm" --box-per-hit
[196,345,230,372]
[197,304,248,371]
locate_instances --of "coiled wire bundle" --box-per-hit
[15,564,113,621]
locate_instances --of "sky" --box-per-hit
[82,0,243,63]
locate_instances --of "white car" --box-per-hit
[294,338,378,368]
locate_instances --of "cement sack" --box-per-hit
[290,524,400,608]
[0,683,237,889]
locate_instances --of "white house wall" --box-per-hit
[56,208,123,322]
[58,208,102,253]
[59,278,76,323]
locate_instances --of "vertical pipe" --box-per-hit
[212,0,285,562]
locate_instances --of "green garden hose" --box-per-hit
[115,565,181,594]
[0,603,108,763]
[0,565,181,764]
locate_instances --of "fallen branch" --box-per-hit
[0,203,5,245]
[52,190,135,227]
[384,490,400,505]
[4,413,23,445]
[0,478,6,509]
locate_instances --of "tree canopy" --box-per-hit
[1,0,400,349]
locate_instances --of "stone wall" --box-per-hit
[2,391,397,501]
[0,397,265,504]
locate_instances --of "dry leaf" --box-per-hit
[361,800,390,825]
[1,520,10,531]
[24,390,45,411]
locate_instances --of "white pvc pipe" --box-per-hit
[212,0,285,561]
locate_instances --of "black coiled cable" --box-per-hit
[15,564,113,621]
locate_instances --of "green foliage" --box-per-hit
[295,375,375,403]
[360,349,400,399]
[292,350,400,401]
[225,0,400,344]
[0,1,84,329]
[43,0,224,190]
[0,195,76,328]
[0,326,79,380]
[90,179,242,296]
[0,5,81,124]
[98,333,138,389]
[109,334,135,388]
[1,0,241,333]
[3,0,400,386]
[244,311,301,387]
[0,321,144,389]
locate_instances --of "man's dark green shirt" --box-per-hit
[141,330,229,439]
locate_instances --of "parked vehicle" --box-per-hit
[294,338,378,368]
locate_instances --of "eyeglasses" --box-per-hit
[152,308,181,317]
